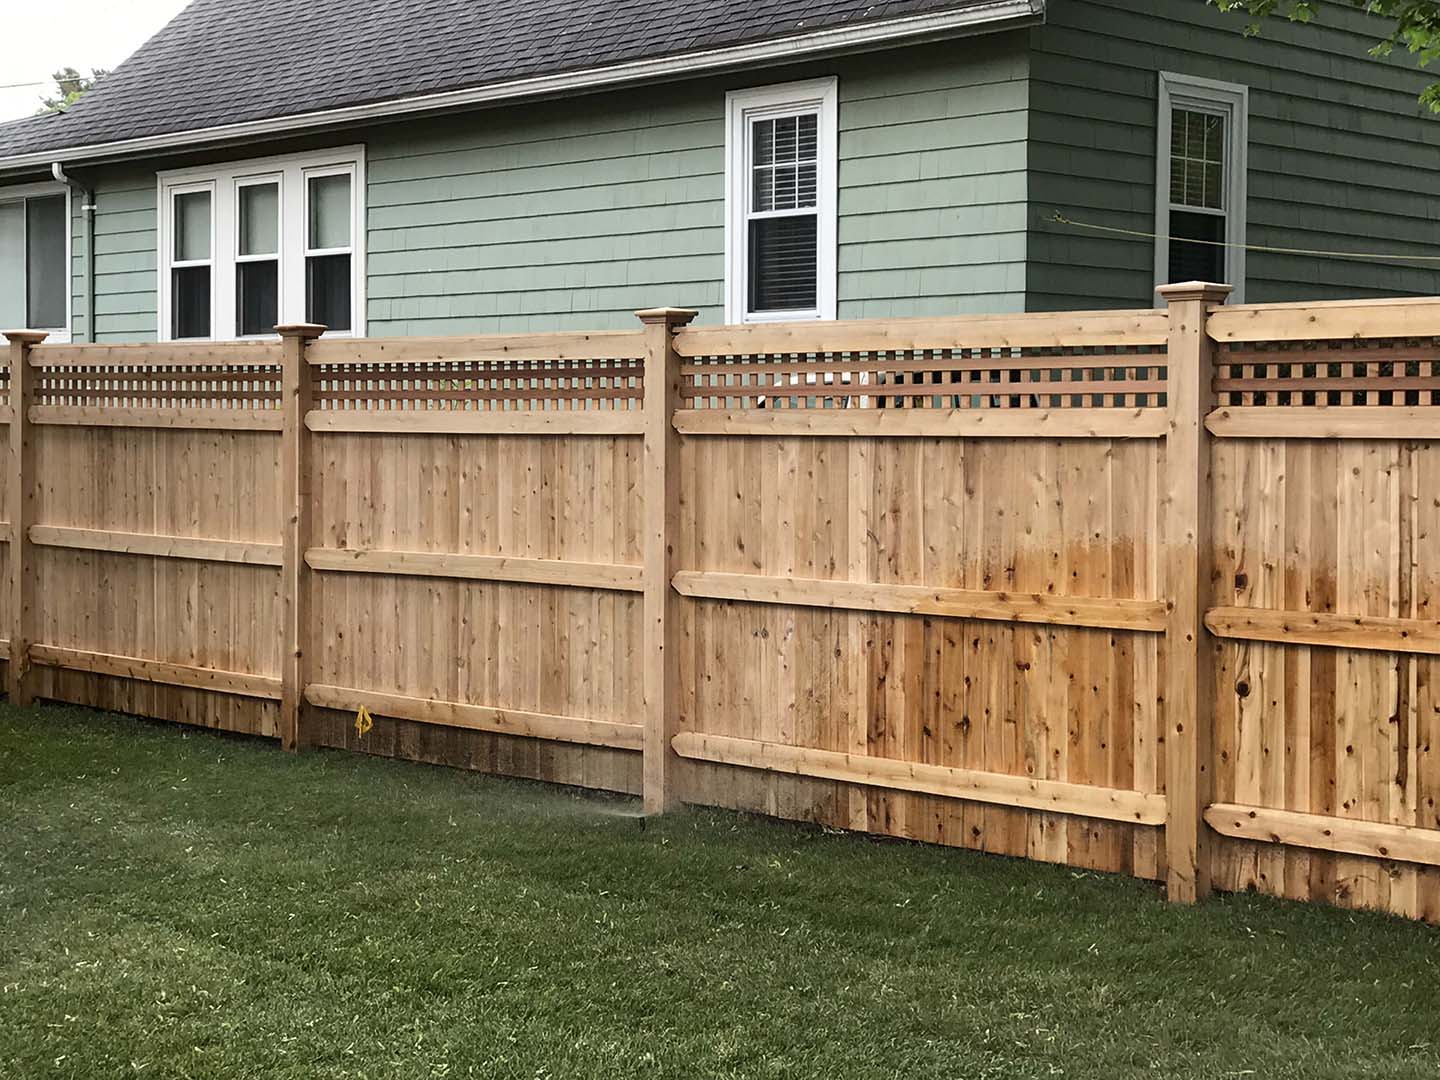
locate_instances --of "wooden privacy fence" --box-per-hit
[4,286,1439,923]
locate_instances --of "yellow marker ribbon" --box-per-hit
[355,705,374,738]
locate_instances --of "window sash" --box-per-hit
[1168,106,1228,213]
[236,176,281,262]
[304,168,354,257]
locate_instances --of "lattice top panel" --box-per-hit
[679,347,1169,411]
[307,333,647,412]
[30,344,284,410]
[671,311,1171,412]
[1213,340,1440,408]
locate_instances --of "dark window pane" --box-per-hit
[26,195,67,329]
[237,260,279,336]
[172,265,211,339]
[1167,210,1225,284]
[307,253,351,331]
[748,215,817,314]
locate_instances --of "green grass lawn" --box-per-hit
[1,705,1437,1079]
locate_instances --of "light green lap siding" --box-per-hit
[365,37,1030,335]
[364,91,726,334]
[71,170,157,342]
[1026,0,1440,311]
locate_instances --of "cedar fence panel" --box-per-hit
[669,310,1172,881]
[5,291,1439,923]
[1201,298,1440,922]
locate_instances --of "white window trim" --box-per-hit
[725,78,838,325]
[0,180,73,342]
[157,146,366,342]
[1155,72,1248,304]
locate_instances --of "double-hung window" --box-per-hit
[236,178,281,337]
[159,147,364,341]
[1155,73,1248,301]
[304,171,355,333]
[0,183,70,340]
[726,79,838,324]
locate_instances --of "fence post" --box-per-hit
[1158,282,1231,904]
[277,323,325,751]
[4,330,45,707]
[637,307,698,815]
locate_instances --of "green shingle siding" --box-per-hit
[1026,0,1440,310]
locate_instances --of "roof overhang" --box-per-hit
[0,0,1044,173]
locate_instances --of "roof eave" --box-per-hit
[0,0,1044,173]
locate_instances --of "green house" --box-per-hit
[0,0,1435,344]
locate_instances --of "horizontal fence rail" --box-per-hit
[4,288,1439,925]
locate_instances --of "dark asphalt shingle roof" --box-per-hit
[0,0,1023,162]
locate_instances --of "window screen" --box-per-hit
[0,201,24,329]
[308,174,351,250]
[25,196,66,330]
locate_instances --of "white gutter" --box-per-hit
[0,0,1043,171]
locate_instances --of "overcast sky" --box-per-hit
[0,0,190,122]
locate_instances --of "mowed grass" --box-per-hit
[1,706,1436,1080]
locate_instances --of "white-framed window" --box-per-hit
[725,78,838,324]
[0,181,71,341]
[1155,72,1248,302]
[158,146,365,341]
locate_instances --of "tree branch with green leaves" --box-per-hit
[1212,1,1440,110]
[39,67,108,113]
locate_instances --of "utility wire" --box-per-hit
[1049,211,1440,265]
